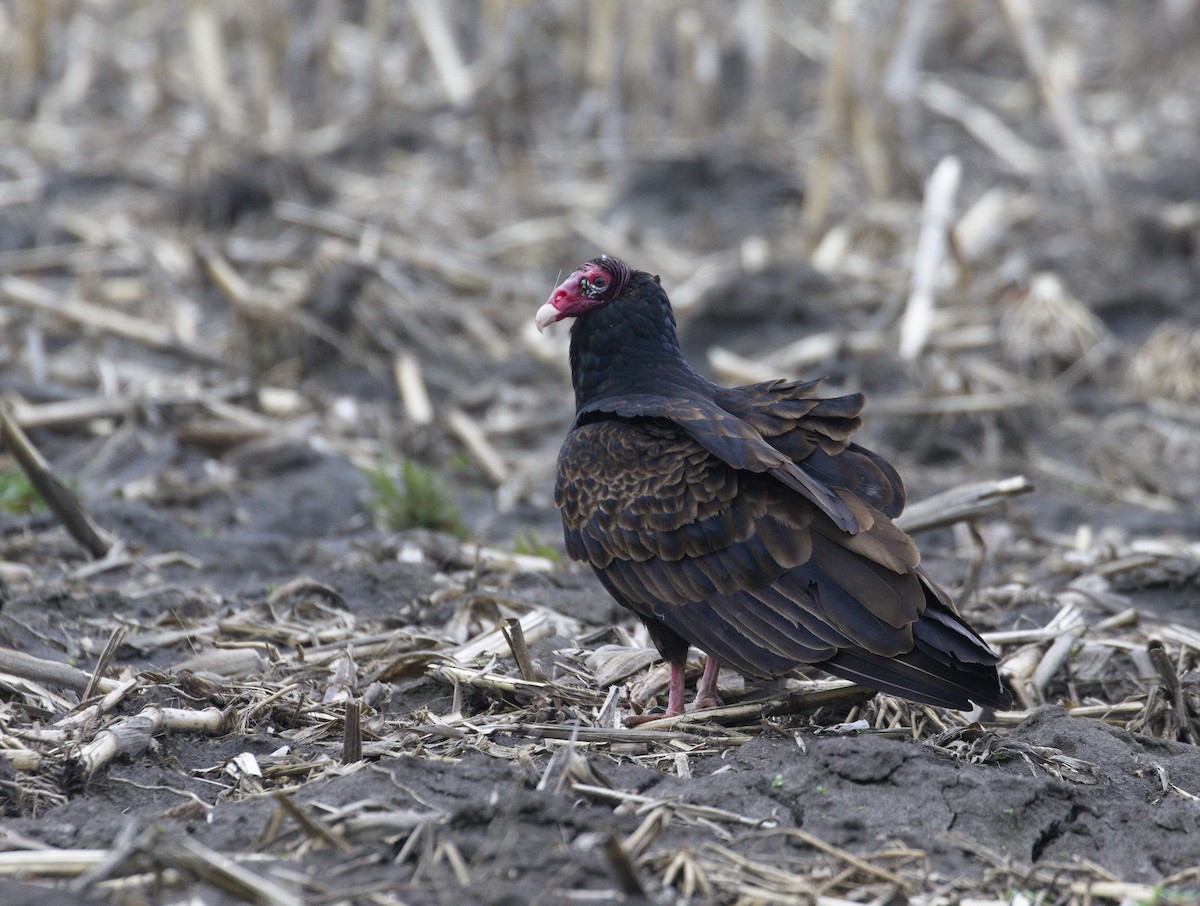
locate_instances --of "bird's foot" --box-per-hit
[687,693,723,712]
[689,657,722,712]
[628,692,723,725]
[626,706,682,727]
[627,661,697,727]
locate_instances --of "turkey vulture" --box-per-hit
[537,256,1010,722]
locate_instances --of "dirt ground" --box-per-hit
[2,3,1200,904]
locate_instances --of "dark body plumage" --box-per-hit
[544,258,1009,714]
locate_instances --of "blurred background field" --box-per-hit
[3,1,1200,541]
[2,2,1200,903]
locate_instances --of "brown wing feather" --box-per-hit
[557,415,1008,709]
[575,395,875,533]
[714,378,907,518]
[558,420,923,659]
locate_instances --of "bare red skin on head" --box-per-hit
[546,261,614,319]
[536,257,633,331]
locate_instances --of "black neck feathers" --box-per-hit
[569,271,707,411]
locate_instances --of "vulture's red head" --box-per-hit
[535,256,634,331]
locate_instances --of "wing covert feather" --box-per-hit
[556,417,933,676]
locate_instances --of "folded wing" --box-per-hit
[556,409,1007,710]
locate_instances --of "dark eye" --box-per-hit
[592,276,608,290]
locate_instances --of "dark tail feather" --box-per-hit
[818,587,1012,711]
[823,570,1012,709]
[819,644,1011,710]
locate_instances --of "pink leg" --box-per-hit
[690,657,722,711]
[665,661,686,715]
[628,661,687,726]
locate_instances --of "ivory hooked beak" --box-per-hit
[534,302,561,333]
